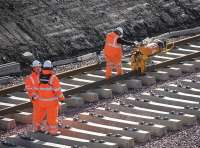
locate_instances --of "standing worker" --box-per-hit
[24,60,42,132]
[103,27,135,79]
[34,60,65,136]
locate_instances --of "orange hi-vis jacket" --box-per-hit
[24,72,40,100]
[104,32,122,64]
[38,70,64,102]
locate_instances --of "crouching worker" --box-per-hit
[24,60,42,132]
[34,60,65,136]
[130,39,173,75]
[130,49,148,75]
[103,27,135,79]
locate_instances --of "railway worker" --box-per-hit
[35,60,65,136]
[103,27,135,79]
[130,39,172,74]
[130,49,148,75]
[24,60,42,132]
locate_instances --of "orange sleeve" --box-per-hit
[24,76,34,99]
[52,75,65,101]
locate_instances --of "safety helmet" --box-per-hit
[31,60,41,67]
[43,60,53,68]
[115,27,123,35]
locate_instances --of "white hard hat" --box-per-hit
[31,60,41,67]
[115,27,123,35]
[43,60,53,68]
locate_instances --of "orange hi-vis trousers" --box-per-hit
[24,72,40,130]
[34,100,59,134]
[105,62,123,79]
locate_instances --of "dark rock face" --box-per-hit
[0,0,199,65]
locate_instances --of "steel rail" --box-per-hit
[0,34,199,116]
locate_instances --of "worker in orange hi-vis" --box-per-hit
[103,27,135,79]
[34,60,65,136]
[24,60,42,132]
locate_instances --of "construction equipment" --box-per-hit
[130,39,174,74]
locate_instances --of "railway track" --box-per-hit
[0,34,200,148]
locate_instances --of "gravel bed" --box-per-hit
[135,122,200,148]
[1,71,200,146]
[0,76,24,90]
[0,124,32,142]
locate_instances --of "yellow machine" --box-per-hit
[130,39,174,74]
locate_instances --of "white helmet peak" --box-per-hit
[31,60,41,67]
[115,27,123,35]
[43,60,53,68]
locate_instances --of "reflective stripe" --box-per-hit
[54,87,61,92]
[38,97,58,101]
[38,87,54,91]
[36,87,61,91]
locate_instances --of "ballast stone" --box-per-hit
[177,63,195,73]
[80,92,99,103]
[65,96,84,107]
[13,112,32,124]
[110,83,128,94]
[161,67,182,77]
[93,88,113,99]
[149,71,169,81]
[0,117,16,130]
[139,75,156,86]
[185,60,200,70]
[124,79,142,89]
